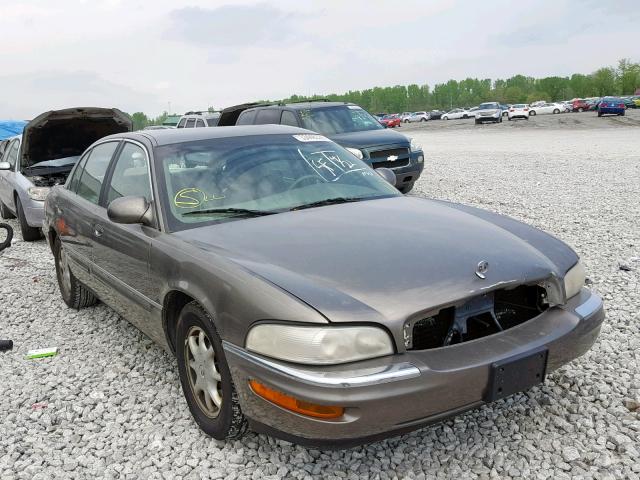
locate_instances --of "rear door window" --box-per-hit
[76,142,119,205]
[4,140,19,169]
[254,109,281,125]
[236,110,257,125]
[185,118,196,128]
[280,110,299,126]
[196,119,206,128]
[67,152,90,192]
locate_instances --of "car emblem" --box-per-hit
[475,260,489,279]
[387,155,398,161]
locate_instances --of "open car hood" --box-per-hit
[21,107,131,169]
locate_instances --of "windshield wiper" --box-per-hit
[182,208,276,217]
[289,197,366,211]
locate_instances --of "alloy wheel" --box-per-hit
[57,246,72,299]
[184,326,223,418]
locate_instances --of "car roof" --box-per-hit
[242,101,354,111]
[101,124,315,146]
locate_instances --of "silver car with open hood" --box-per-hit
[0,107,131,240]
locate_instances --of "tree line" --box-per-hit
[130,58,639,129]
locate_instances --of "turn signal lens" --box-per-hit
[249,380,344,419]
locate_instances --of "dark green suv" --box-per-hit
[219,101,425,193]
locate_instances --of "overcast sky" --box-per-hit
[1,0,638,119]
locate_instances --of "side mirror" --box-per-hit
[107,196,154,226]
[375,168,396,187]
[0,162,11,171]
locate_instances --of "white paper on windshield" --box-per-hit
[292,134,330,143]
[347,105,362,110]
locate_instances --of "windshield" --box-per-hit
[299,106,384,135]
[155,134,399,231]
[479,103,499,110]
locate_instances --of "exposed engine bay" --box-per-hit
[27,173,70,188]
[405,284,550,350]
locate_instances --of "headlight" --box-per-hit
[564,260,586,300]
[246,324,394,365]
[345,147,364,160]
[410,137,423,152]
[27,187,50,201]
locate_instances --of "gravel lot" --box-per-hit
[1,118,639,479]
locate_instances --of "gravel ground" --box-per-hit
[1,123,639,479]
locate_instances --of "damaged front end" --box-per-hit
[403,279,563,350]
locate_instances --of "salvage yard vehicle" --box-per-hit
[379,114,402,128]
[0,107,131,241]
[596,97,626,117]
[528,103,564,116]
[44,125,604,447]
[406,111,430,123]
[441,108,472,120]
[507,104,530,120]
[219,101,424,193]
[176,111,221,128]
[571,99,590,112]
[474,102,503,124]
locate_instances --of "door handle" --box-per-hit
[93,225,104,237]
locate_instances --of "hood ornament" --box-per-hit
[475,261,489,279]
[387,155,398,161]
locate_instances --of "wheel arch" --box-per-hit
[162,289,198,354]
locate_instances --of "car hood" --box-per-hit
[327,128,409,149]
[177,197,576,326]
[21,107,131,169]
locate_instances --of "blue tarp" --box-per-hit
[0,120,27,140]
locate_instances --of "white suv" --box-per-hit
[176,111,221,128]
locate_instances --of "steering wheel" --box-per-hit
[288,175,324,191]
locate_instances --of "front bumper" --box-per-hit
[225,288,604,447]
[599,107,624,115]
[22,197,45,228]
[389,150,424,188]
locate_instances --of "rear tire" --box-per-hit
[54,236,98,309]
[176,302,248,440]
[15,196,41,241]
[0,201,15,219]
[620,111,625,116]
[578,108,584,113]
[420,118,427,122]
[553,109,560,114]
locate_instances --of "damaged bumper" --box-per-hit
[224,287,603,447]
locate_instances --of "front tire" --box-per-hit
[54,236,97,309]
[15,196,41,241]
[578,107,584,113]
[529,110,536,116]
[0,201,15,219]
[553,109,560,114]
[176,302,248,440]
